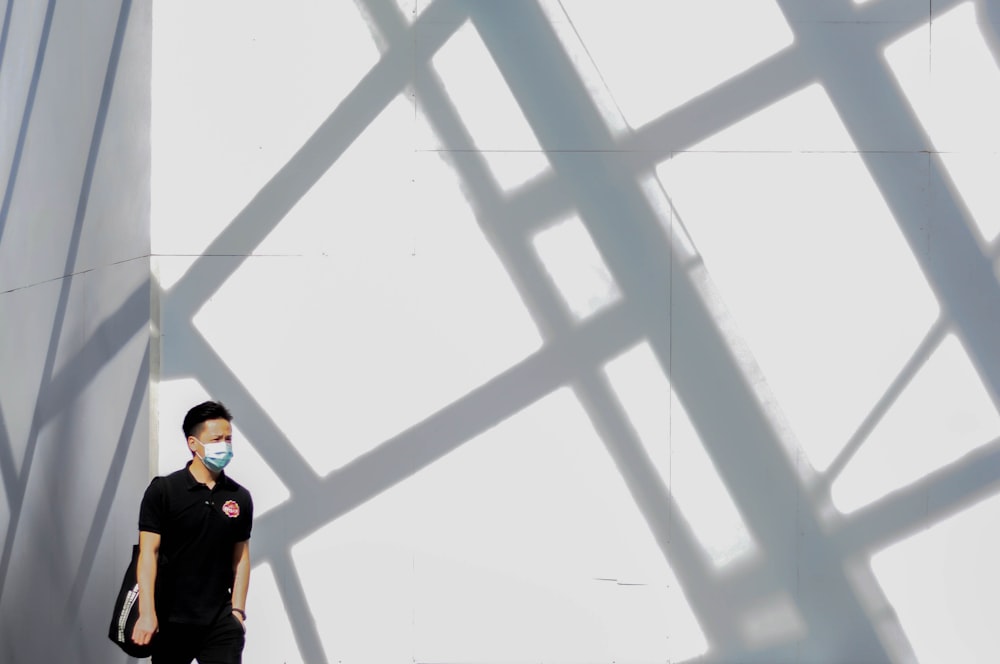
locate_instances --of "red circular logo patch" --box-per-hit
[222,500,240,518]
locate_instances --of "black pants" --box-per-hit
[151,606,246,664]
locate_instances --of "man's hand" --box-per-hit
[132,612,158,645]
[232,610,246,631]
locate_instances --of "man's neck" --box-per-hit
[188,458,220,488]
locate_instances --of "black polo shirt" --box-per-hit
[138,462,253,625]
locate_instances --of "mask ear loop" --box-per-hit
[192,438,215,469]
[191,437,206,464]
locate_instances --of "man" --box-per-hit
[132,401,254,664]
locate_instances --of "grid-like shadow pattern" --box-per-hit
[3,0,1000,661]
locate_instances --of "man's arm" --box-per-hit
[132,530,160,645]
[231,540,251,627]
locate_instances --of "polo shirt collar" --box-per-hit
[183,459,235,490]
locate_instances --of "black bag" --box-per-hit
[108,544,154,658]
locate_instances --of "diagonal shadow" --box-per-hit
[0,0,13,82]
[624,0,967,157]
[976,0,1000,69]
[63,343,148,624]
[385,0,995,658]
[156,0,472,522]
[837,435,1000,554]
[784,0,1000,397]
[574,374,746,647]
[165,0,466,321]
[188,298,639,653]
[0,402,17,505]
[28,276,148,429]
[368,0,744,643]
[375,1,911,656]
[0,0,57,248]
[268,551,329,664]
[461,3,899,659]
[251,298,642,561]
[149,0,1000,660]
[260,3,906,663]
[722,432,1000,639]
[820,316,950,491]
[161,318,322,489]
[470,0,966,244]
[0,0,133,603]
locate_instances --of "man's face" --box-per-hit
[188,418,233,455]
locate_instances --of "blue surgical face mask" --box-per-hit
[196,439,233,472]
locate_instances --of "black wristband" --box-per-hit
[232,607,246,621]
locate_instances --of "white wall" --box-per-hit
[160,0,999,663]
[0,0,152,661]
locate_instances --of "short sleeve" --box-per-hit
[236,491,253,541]
[137,476,165,533]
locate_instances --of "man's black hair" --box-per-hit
[182,400,233,439]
